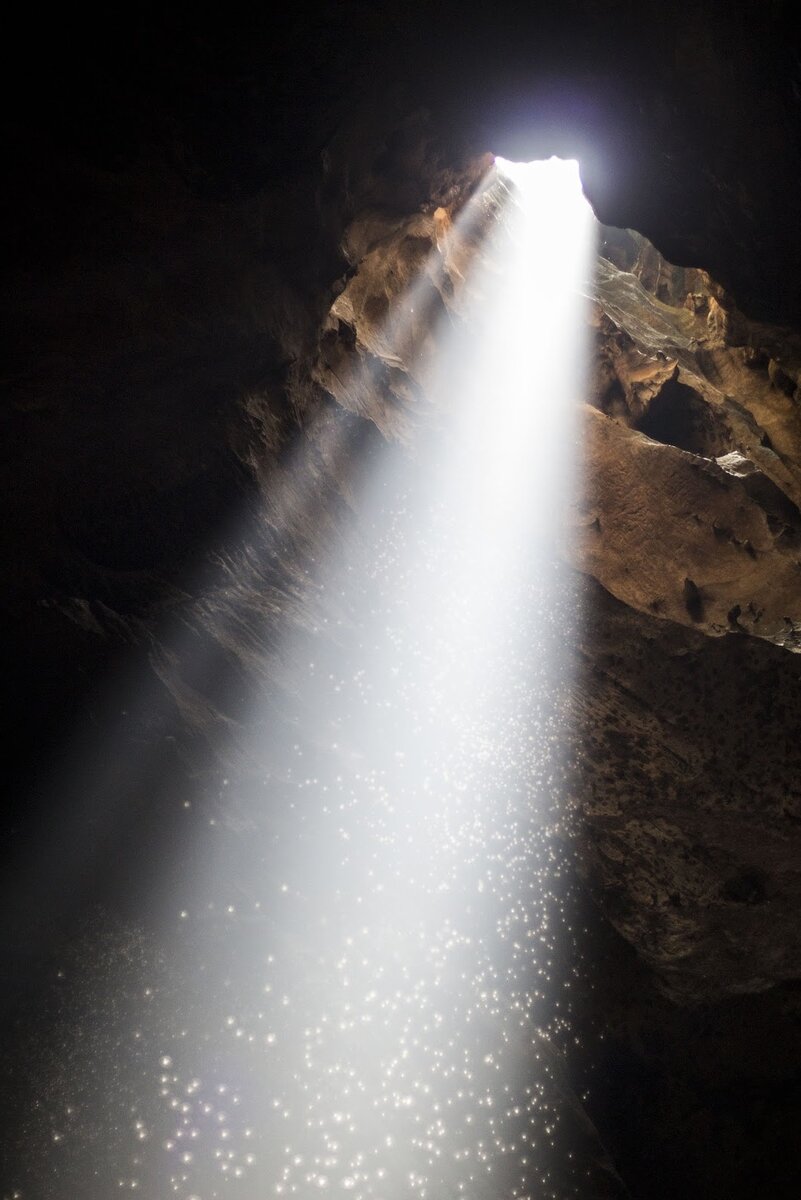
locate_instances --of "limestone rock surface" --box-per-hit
[314,173,801,1015]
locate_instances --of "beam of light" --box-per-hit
[4,159,599,1199]
[143,158,597,1200]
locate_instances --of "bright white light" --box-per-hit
[160,157,598,1198]
[407,155,595,673]
[469,156,592,518]
[494,154,588,222]
[165,155,596,1198]
[13,157,599,1199]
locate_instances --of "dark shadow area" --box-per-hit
[636,380,732,458]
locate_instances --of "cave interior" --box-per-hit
[3,4,801,1197]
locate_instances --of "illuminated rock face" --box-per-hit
[582,234,801,649]
[315,177,801,650]
[313,178,801,1016]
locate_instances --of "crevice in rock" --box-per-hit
[635,378,732,458]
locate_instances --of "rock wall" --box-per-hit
[309,166,801,1011]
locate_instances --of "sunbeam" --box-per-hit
[3,158,600,1200]
[147,157,598,1200]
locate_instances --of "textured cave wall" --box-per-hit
[310,165,801,1010]
[3,4,801,1197]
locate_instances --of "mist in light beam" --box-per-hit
[4,159,602,1200]
[145,156,599,1200]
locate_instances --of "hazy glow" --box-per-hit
[10,161,597,1198]
[432,155,592,550]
